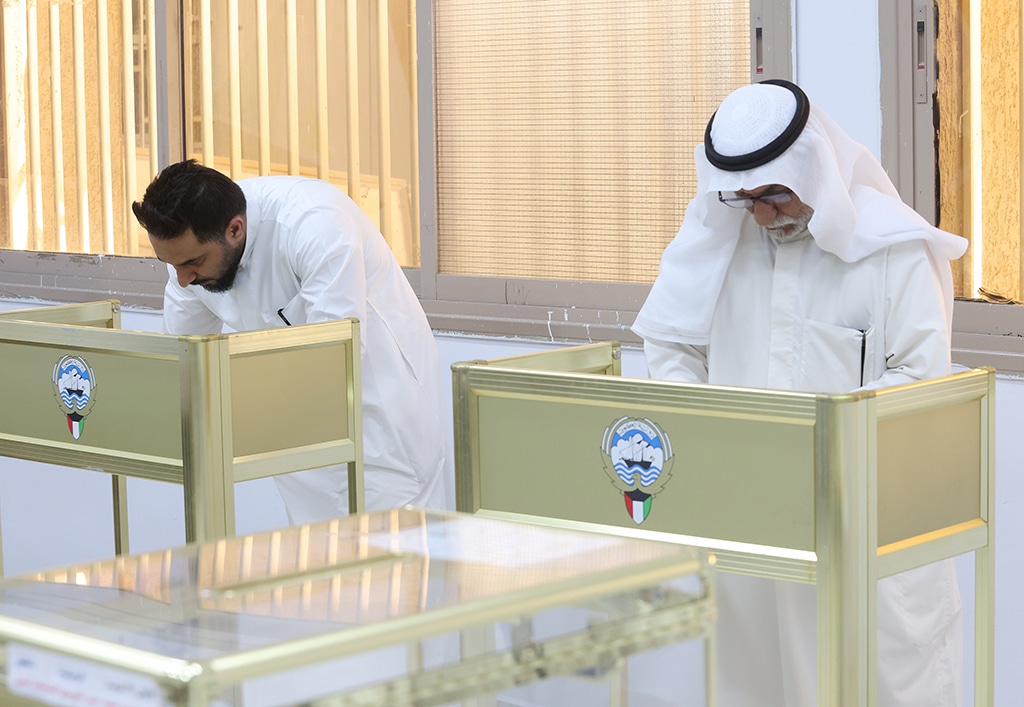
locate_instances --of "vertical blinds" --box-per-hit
[434,1,750,284]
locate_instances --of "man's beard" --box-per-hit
[765,204,814,244]
[197,240,244,293]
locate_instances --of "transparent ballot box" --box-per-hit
[0,507,714,707]
[452,342,995,707]
[0,300,363,569]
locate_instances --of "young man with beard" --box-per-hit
[632,81,968,706]
[132,160,451,522]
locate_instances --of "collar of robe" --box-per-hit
[703,79,811,172]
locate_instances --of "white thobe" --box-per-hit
[161,176,451,520]
[644,229,963,707]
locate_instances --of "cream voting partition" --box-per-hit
[0,301,129,571]
[0,300,122,328]
[452,342,995,707]
[0,301,363,572]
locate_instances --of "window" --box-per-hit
[0,1,793,343]
[0,0,156,255]
[423,0,786,339]
[0,0,419,266]
[433,2,749,284]
[882,0,1022,304]
[180,0,420,267]
[880,0,1024,372]
[958,0,1022,303]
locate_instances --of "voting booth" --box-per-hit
[452,341,995,707]
[0,507,714,706]
[0,301,363,570]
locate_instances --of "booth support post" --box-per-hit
[111,476,130,555]
[180,336,236,543]
[103,304,131,555]
[346,320,365,515]
[816,394,877,707]
[975,379,996,707]
[704,564,718,707]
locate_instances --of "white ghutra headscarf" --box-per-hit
[631,80,967,345]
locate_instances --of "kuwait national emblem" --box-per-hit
[52,355,97,440]
[600,417,674,524]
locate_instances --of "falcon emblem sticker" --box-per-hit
[600,417,674,524]
[52,355,97,439]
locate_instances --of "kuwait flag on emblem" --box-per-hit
[624,489,652,524]
[66,413,85,440]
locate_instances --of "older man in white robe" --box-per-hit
[633,80,967,706]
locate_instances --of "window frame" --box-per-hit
[3,0,1020,373]
[878,1,1024,373]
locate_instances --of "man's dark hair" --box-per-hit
[131,159,246,242]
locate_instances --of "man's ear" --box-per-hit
[225,215,246,246]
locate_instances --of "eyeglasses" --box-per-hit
[717,189,794,209]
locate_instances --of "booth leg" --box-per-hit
[817,551,877,706]
[459,624,497,707]
[111,474,129,555]
[347,459,365,514]
[182,464,235,544]
[608,660,628,707]
[407,639,423,678]
[975,542,995,706]
[180,338,235,544]
[702,565,716,707]
[705,604,716,704]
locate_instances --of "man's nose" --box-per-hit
[750,199,778,223]
[175,267,196,287]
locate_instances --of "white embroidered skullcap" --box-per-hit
[712,84,795,155]
[705,80,809,170]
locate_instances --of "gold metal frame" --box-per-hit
[0,507,713,706]
[452,341,995,707]
[0,301,363,570]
